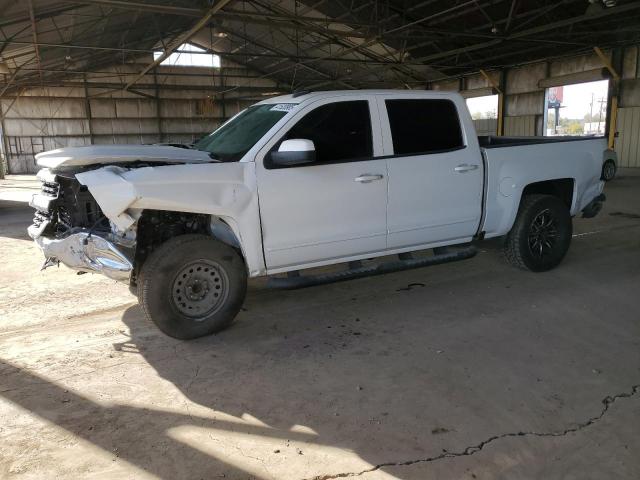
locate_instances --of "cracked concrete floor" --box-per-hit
[0,171,639,480]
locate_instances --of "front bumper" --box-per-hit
[29,227,133,283]
[29,167,133,283]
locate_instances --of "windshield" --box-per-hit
[193,104,294,161]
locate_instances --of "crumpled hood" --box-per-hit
[35,144,213,170]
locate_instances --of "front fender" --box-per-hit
[76,162,266,277]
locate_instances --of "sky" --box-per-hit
[465,79,610,121]
[466,94,498,118]
[557,79,609,119]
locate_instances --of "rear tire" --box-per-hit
[602,159,616,181]
[504,194,572,272]
[139,234,247,339]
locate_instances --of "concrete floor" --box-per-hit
[0,172,639,480]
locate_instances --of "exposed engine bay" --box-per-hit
[29,167,215,284]
[28,143,265,281]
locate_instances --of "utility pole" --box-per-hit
[597,97,606,134]
[589,92,594,134]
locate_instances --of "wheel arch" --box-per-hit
[133,209,248,285]
[497,178,575,238]
[503,194,573,272]
[520,178,575,210]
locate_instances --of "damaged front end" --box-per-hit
[28,146,264,280]
[28,168,135,282]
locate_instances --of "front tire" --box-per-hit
[139,234,247,339]
[504,194,572,272]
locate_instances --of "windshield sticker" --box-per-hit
[270,103,296,112]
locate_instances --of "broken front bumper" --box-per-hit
[28,227,133,283]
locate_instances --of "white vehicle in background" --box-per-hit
[29,90,610,339]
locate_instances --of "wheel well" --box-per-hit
[132,210,242,285]
[521,178,574,209]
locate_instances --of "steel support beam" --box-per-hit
[26,0,43,83]
[594,47,621,150]
[3,81,279,93]
[0,5,78,29]
[479,68,503,136]
[82,73,94,144]
[67,0,201,17]
[412,1,640,64]
[252,0,426,83]
[123,0,232,91]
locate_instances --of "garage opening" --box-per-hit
[465,94,499,135]
[545,80,609,136]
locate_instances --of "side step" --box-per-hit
[267,246,477,290]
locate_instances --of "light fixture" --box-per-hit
[215,31,228,38]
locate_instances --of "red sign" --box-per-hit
[548,86,564,104]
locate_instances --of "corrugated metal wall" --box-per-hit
[504,115,537,136]
[615,107,640,167]
[4,47,640,173]
[472,118,498,136]
[1,61,275,174]
[615,46,640,168]
[1,92,253,173]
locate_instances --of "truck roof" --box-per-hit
[255,89,462,105]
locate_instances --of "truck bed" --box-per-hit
[479,136,607,239]
[478,135,605,149]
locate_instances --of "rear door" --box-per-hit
[255,96,388,272]
[379,95,483,250]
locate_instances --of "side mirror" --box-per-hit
[269,139,316,167]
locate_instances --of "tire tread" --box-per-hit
[504,194,571,271]
[138,234,246,339]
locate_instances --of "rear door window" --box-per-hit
[385,99,464,155]
[283,100,373,163]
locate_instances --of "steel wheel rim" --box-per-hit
[171,260,229,319]
[528,208,559,259]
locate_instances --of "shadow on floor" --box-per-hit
[0,357,309,479]
[3,172,640,478]
[0,199,33,241]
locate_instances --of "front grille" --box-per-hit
[33,174,105,234]
[41,181,60,197]
[58,205,73,228]
[32,210,52,228]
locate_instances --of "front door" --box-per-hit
[255,97,388,272]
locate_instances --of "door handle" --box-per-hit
[454,164,479,173]
[354,174,384,183]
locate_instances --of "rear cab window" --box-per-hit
[384,99,465,156]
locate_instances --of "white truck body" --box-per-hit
[30,90,607,280]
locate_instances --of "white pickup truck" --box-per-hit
[29,90,611,339]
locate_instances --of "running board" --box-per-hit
[267,246,477,289]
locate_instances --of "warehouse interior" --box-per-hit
[1,1,640,479]
[2,0,640,174]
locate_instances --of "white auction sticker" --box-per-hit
[270,103,296,112]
